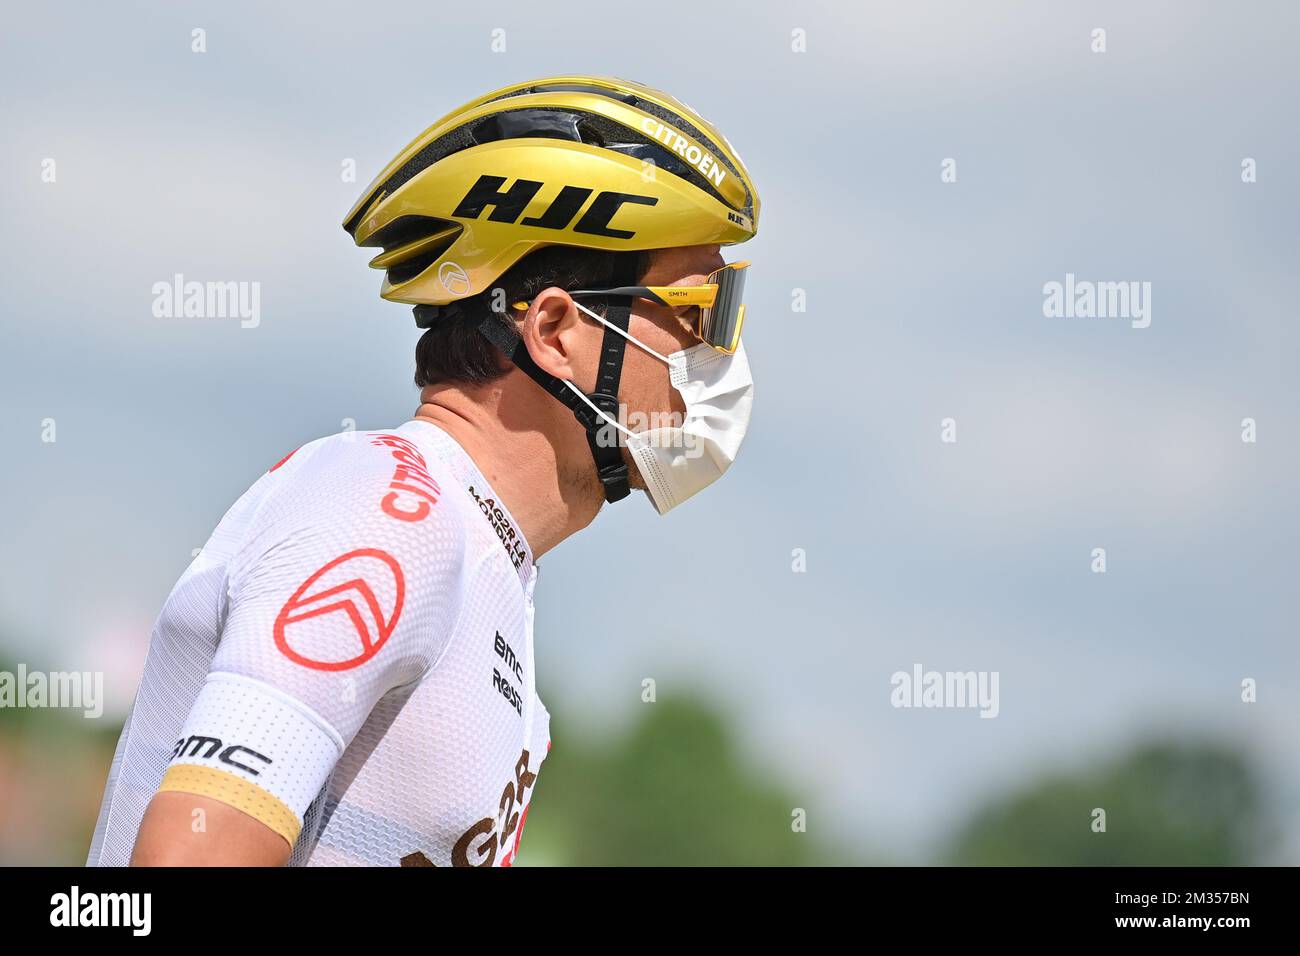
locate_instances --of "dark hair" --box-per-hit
[414,247,649,388]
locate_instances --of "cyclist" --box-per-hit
[87,74,760,866]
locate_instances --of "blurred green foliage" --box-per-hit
[0,655,1275,866]
[943,742,1267,866]
[521,693,842,866]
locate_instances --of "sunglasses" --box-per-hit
[515,261,750,354]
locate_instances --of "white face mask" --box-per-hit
[565,303,755,514]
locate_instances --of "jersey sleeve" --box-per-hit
[157,432,463,848]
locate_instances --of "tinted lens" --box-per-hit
[698,263,748,353]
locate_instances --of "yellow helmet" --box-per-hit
[342,75,760,308]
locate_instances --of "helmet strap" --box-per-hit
[583,301,632,501]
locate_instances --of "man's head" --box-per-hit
[413,243,726,502]
[345,74,759,513]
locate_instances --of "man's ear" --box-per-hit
[519,286,593,384]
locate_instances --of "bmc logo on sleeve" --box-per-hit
[274,548,405,671]
[172,735,272,775]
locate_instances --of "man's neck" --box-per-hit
[412,388,604,559]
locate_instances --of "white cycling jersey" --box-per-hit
[87,420,551,867]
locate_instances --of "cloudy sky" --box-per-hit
[2,0,1296,860]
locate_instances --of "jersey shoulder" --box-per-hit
[238,428,474,565]
[219,428,478,668]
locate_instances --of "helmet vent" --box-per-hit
[518,82,639,105]
[470,109,585,146]
[386,243,449,286]
[360,214,457,250]
[360,215,461,286]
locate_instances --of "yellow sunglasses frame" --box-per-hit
[512,261,750,353]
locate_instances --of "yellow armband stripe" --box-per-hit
[159,764,301,847]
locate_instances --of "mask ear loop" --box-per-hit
[566,299,713,439]
[573,302,672,366]
[567,300,676,441]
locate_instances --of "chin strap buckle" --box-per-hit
[597,461,631,501]
[586,390,630,502]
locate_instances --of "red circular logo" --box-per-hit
[273,548,406,671]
